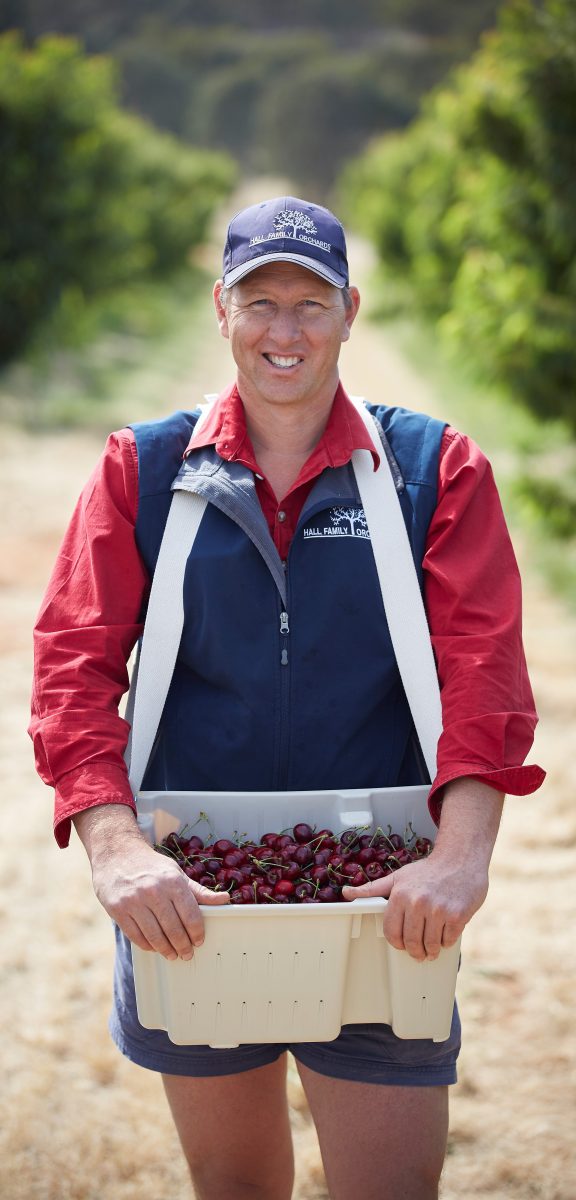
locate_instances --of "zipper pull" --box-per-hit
[279,611,289,635]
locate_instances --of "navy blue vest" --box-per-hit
[130,403,445,794]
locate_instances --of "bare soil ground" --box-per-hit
[1,200,574,1199]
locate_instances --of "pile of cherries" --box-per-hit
[156,818,433,904]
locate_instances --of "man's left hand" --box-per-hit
[342,850,488,961]
[343,777,504,959]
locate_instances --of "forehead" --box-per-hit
[232,261,341,298]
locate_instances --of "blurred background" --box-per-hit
[1,0,575,584]
[1,3,575,1198]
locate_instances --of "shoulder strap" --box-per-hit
[126,399,213,795]
[349,397,442,779]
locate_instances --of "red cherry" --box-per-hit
[239,885,256,903]
[357,834,373,849]
[256,883,274,900]
[314,849,332,866]
[213,838,237,857]
[180,835,205,855]
[365,862,385,881]
[339,829,359,848]
[261,833,279,847]
[204,857,223,874]
[414,838,432,856]
[184,863,204,881]
[225,869,244,888]
[388,833,404,850]
[279,843,299,859]
[293,823,314,844]
[273,880,295,897]
[293,845,314,867]
[281,862,301,881]
[251,846,277,862]
[223,850,246,869]
[310,865,329,884]
[275,835,294,850]
[294,881,315,899]
[341,861,363,878]
[317,885,340,902]
[357,847,376,865]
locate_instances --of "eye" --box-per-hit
[250,298,273,308]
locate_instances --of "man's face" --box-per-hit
[213,262,359,411]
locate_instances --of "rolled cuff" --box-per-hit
[427,762,546,826]
[54,762,137,848]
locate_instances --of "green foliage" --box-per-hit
[340,0,576,429]
[110,18,494,195]
[1,2,504,194]
[0,33,236,363]
[513,475,576,541]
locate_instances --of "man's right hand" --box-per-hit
[73,804,229,960]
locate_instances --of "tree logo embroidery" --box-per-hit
[303,507,371,540]
[249,210,332,253]
[273,210,318,239]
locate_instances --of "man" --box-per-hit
[30,196,544,1200]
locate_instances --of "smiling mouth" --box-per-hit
[264,354,303,369]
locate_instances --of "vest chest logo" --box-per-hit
[303,506,371,540]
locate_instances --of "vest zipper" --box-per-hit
[276,593,291,787]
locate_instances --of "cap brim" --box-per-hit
[224,252,347,288]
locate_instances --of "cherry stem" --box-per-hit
[154,844,180,862]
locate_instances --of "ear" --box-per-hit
[213,280,230,339]
[341,286,360,343]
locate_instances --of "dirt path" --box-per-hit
[1,198,574,1200]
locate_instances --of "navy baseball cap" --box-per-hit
[223,196,349,288]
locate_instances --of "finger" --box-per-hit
[159,890,204,953]
[441,920,463,948]
[399,905,428,961]
[422,915,444,961]
[120,913,157,955]
[341,876,394,900]
[189,881,231,906]
[382,895,407,952]
[134,908,183,961]
[168,879,227,951]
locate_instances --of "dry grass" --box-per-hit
[1,218,574,1199]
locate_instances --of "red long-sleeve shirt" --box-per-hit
[29,384,545,846]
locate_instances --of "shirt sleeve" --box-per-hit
[424,427,545,824]
[28,429,148,847]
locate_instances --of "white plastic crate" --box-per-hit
[132,786,460,1047]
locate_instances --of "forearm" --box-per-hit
[73,802,144,870]
[433,777,505,872]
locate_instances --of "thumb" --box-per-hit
[190,881,230,905]
[342,873,395,901]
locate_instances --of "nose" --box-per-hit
[268,304,302,344]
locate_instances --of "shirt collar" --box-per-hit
[183,380,380,470]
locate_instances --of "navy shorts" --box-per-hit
[109,926,461,1087]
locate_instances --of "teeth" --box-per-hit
[267,355,301,368]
